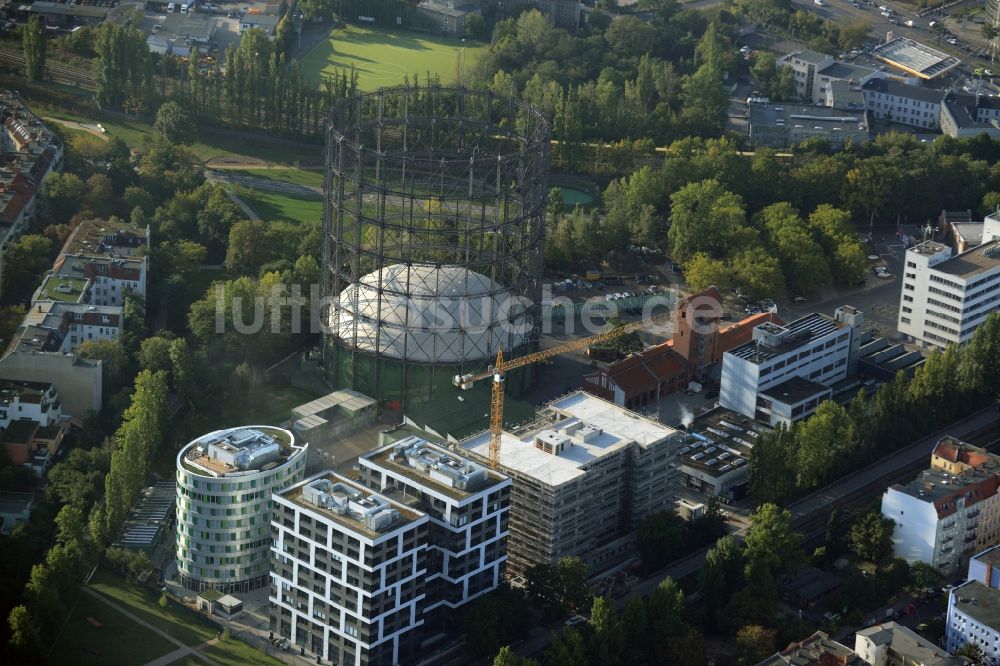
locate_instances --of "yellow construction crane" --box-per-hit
[453,313,673,469]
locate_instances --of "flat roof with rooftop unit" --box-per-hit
[180,426,303,478]
[283,473,425,538]
[728,312,845,364]
[365,436,506,500]
[32,275,89,304]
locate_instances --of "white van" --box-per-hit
[167,2,175,12]
[180,3,188,14]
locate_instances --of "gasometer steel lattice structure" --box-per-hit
[322,86,551,409]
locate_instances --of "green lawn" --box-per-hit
[300,24,486,90]
[226,167,325,189]
[89,570,217,646]
[236,187,324,226]
[86,570,286,666]
[49,589,179,665]
[37,104,319,166]
[215,384,322,428]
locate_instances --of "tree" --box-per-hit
[4,234,53,301]
[226,219,274,275]
[683,253,732,292]
[544,627,589,666]
[736,625,776,664]
[667,180,753,264]
[697,535,744,628]
[955,642,987,665]
[729,246,785,298]
[555,556,591,613]
[137,335,174,373]
[463,586,533,658]
[492,646,539,666]
[588,595,623,666]
[77,340,129,387]
[635,511,690,572]
[22,16,46,81]
[8,604,40,653]
[744,503,802,577]
[605,317,644,356]
[153,101,197,145]
[297,0,335,21]
[849,511,895,565]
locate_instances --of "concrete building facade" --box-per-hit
[862,77,943,130]
[898,223,1000,348]
[176,426,307,593]
[882,437,1000,572]
[719,307,862,427]
[270,473,429,666]
[358,436,510,629]
[946,546,1000,664]
[460,391,679,575]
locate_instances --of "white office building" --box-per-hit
[882,437,1000,573]
[778,50,878,105]
[270,473,430,666]
[862,78,943,130]
[176,426,307,593]
[898,217,1000,348]
[947,545,1000,663]
[719,307,862,427]
[358,436,510,628]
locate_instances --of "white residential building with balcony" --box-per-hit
[270,473,430,666]
[898,217,1000,348]
[358,436,510,629]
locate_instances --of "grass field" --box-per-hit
[50,591,177,665]
[236,187,324,226]
[227,167,325,189]
[37,104,319,166]
[300,24,486,90]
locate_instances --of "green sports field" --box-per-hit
[300,24,486,91]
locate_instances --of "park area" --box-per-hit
[49,570,284,665]
[300,24,486,90]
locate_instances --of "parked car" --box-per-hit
[565,615,587,627]
[793,296,807,303]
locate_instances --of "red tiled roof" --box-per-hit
[933,439,993,468]
[718,312,782,352]
[606,344,687,394]
[934,474,1000,519]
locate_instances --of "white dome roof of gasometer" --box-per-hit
[332,264,530,363]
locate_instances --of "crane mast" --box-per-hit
[455,310,678,469]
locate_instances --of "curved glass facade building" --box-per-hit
[175,426,307,593]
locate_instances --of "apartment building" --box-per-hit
[0,379,68,471]
[898,219,1000,348]
[719,306,863,427]
[855,621,966,666]
[0,92,62,297]
[882,437,1000,572]
[946,545,1000,664]
[758,631,864,665]
[270,473,429,666]
[51,218,150,307]
[358,437,510,629]
[460,391,679,575]
[20,301,122,351]
[941,92,1000,139]
[862,77,943,130]
[778,50,877,105]
[175,426,308,593]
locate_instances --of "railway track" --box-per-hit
[0,48,96,90]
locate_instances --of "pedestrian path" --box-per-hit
[80,587,222,666]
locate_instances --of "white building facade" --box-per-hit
[882,438,1000,572]
[719,307,861,426]
[862,78,943,130]
[176,426,307,593]
[270,473,429,666]
[898,225,1000,348]
[358,436,510,627]
[947,547,1000,664]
